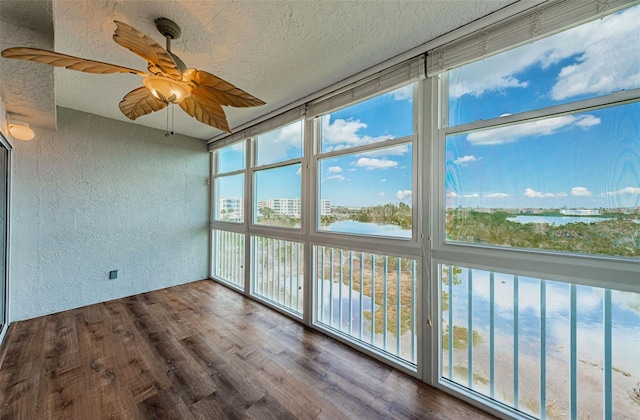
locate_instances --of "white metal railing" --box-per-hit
[212,230,244,289]
[440,264,640,419]
[252,236,303,315]
[315,246,417,365]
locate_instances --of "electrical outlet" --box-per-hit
[109,270,118,280]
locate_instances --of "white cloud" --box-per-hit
[524,188,561,198]
[386,84,413,101]
[327,166,342,174]
[486,193,509,198]
[574,115,601,128]
[453,155,480,165]
[256,120,302,163]
[450,7,640,101]
[606,186,640,195]
[355,157,398,170]
[466,114,600,145]
[378,192,385,198]
[396,190,412,200]
[322,116,393,151]
[571,186,592,196]
[550,7,640,100]
[447,192,480,198]
[381,179,387,183]
[326,174,346,182]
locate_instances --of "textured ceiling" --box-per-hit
[1,0,518,140]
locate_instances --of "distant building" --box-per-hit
[560,209,600,216]
[219,197,243,220]
[260,198,302,217]
[520,208,545,214]
[320,199,331,216]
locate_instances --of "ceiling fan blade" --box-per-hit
[180,95,231,133]
[184,69,266,108]
[119,87,167,120]
[113,21,182,80]
[1,47,147,76]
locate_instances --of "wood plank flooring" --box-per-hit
[0,280,494,419]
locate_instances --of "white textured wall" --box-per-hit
[10,107,209,321]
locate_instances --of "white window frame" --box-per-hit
[309,82,423,256]
[427,3,640,417]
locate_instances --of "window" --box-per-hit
[253,236,304,316]
[444,5,640,260]
[254,164,302,228]
[315,246,417,364]
[213,142,245,223]
[311,83,421,368]
[441,264,640,419]
[252,121,304,229]
[211,142,247,287]
[316,85,416,239]
[446,102,640,259]
[436,4,640,418]
[447,5,640,127]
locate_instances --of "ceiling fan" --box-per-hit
[1,18,265,133]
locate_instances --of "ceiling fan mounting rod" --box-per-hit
[154,17,181,52]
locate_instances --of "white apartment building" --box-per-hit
[219,197,243,221]
[258,198,331,217]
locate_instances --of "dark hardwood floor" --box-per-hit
[0,280,494,419]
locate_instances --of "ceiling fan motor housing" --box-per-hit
[155,18,181,40]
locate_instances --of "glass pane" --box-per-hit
[445,103,640,259]
[318,143,412,238]
[213,230,245,289]
[315,246,417,365]
[440,264,640,419]
[216,141,245,174]
[320,84,414,153]
[254,163,301,228]
[214,174,244,222]
[254,120,303,166]
[448,5,640,126]
[252,236,303,316]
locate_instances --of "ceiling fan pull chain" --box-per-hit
[171,104,175,136]
[165,105,170,136]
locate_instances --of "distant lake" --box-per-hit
[507,215,612,226]
[324,220,411,238]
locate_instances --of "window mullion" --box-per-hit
[244,138,252,296]
[445,88,640,136]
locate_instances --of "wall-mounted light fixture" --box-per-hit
[8,122,35,141]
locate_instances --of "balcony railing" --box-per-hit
[440,264,640,419]
[212,230,244,289]
[252,236,303,315]
[315,246,417,366]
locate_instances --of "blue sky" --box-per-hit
[446,6,640,210]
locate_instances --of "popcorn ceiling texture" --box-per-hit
[2,0,516,139]
[10,108,209,321]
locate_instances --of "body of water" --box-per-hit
[323,220,411,238]
[507,215,612,226]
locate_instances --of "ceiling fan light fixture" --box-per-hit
[142,75,192,104]
[8,122,35,141]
